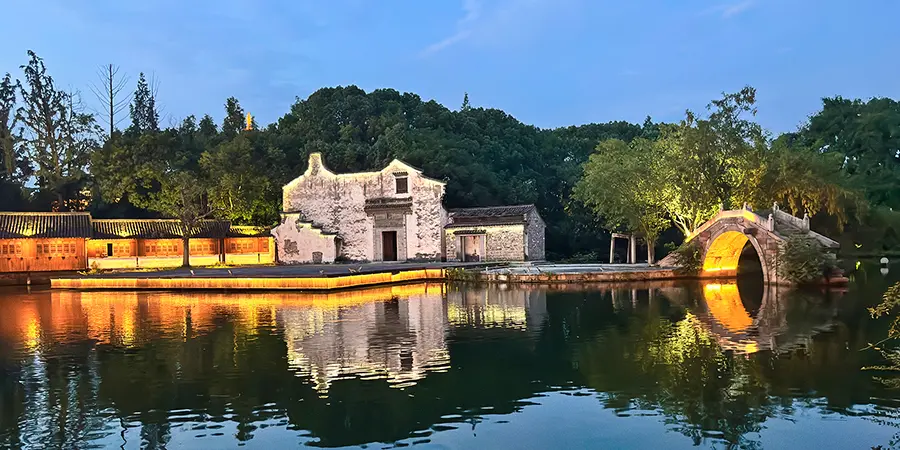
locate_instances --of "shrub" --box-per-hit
[445,267,478,282]
[672,240,703,275]
[773,234,830,284]
[78,261,102,276]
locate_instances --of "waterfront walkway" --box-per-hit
[69,262,488,279]
[49,262,684,291]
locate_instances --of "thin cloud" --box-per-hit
[421,0,482,56]
[421,0,576,57]
[722,0,755,18]
[699,0,756,19]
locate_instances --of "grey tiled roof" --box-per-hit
[92,219,231,239]
[0,212,92,238]
[446,204,538,228]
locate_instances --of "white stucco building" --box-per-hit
[271,153,447,263]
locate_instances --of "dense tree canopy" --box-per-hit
[576,87,872,256]
[0,51,897,260]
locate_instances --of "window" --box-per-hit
[107,243,113,257]
[36,242,76,257]
[395,175,408,194]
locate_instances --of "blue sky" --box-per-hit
[2,0,897,133]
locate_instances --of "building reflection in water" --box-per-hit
[0,280,841,387]
[0,279,873,449]
[445,284,547,331]
[281,283,452,393]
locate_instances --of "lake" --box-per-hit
[1,262,899,449]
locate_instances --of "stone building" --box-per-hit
[272,153,447,263]
[444,205,545,262]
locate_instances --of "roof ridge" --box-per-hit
[0,211,92,216]
[452,203,535,208]
[92,218,229,224]
[449,204,536,211]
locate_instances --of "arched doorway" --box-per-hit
[702,230,770,283]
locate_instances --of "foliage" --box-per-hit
[654,87,766,236]
[575,87,867,247]
[755,133,864,229]
[445,267,479,282]
[671,240,703,275]
[2,50,899,260]
[201,132,281,225]
[870,283,900,341]
[128,73,158,134]
[573,138,669,262]
[78,261,102,276]
[16,51,100,210]
[0,73,30,185]
[801,96,900,211]
[773,234,829,284]
[866,283,900,389]
[221,96,246,139]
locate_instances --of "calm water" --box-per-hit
[1,263,899,449]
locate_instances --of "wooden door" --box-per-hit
[382,231,398,261]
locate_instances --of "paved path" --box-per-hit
[73,262,492,279]
[483,263,676,275]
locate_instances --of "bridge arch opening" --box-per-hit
[702,231,767,282]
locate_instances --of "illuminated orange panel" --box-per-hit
[50,269,446,291]
[702,231,749,275]
[703,282,753,333]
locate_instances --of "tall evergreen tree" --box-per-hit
[221,97,245,140]
[128,73,159,134]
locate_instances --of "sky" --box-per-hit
[2,0,897,134]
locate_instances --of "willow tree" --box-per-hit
[574,138,669,263]
[753,133,863,228]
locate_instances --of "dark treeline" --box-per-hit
[1,51,898,259]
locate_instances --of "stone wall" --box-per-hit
[445,224,527,262]
[271,214,339,264]
[693,216,782,284]
[525,212,546,261]
[282,153,445,262]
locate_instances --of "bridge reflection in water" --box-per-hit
[0,279,880,449]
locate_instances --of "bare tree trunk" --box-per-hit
[89,64,129,138]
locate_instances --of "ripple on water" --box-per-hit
[1,278,900,449]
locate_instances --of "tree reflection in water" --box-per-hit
[0,278,896,449]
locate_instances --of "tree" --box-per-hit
[123,118,216,267]
[16,51,99,210]
[573,138,669,263]
[655,87,767,236]
[88,64,130,139]
[0,73,31,210]
[201,134,274,224]
[461,92,471,111]
[800,96,900,210]
[221,97,245,139]
[753,133,863,228]
[0,73,30,184]
[128,72,159,134]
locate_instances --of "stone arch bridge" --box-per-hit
[661,204,840,285]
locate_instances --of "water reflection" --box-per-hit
[0,275,898,449]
